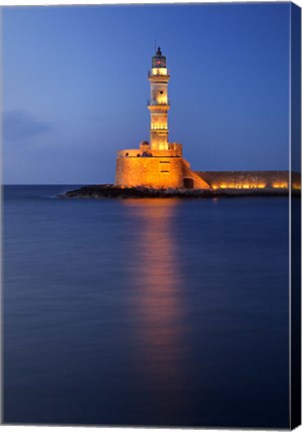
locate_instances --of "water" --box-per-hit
[3,185,290,428]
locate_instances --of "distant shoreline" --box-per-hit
[59,184,300,199]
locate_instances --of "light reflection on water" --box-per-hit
[122,199,187,395]
[3,187,290,428]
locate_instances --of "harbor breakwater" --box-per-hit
[60,184,300,199]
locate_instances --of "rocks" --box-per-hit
[57,184,297,199]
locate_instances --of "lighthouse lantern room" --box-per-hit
[148,47,170,151]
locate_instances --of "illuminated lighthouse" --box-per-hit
[148,47,170,151]
[112,48,299,192]
[115,47,210,190]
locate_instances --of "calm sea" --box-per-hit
[3,185,290,428]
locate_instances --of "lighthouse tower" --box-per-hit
[148,47,170,151]
[115,47,210,190]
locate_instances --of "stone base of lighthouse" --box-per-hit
[115,142,210,190]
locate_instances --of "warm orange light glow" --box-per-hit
[272,183,288,188]
[157,142,169,150]
[151,124,168,130]
[151,67,168,76]
[157,96,168,104]
[122,199,186,391]
[212,182,267,190]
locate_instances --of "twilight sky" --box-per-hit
[3,3,291,184]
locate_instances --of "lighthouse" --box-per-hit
[148,47,170,151]
[115,47,210,190]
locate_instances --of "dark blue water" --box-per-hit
[3,186,289,428]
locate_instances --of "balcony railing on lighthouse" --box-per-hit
[150,125,168,130]
[148,69,170,78]
[147,99,171,106]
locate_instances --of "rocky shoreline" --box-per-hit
[58,184,299,199]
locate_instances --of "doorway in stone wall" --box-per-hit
[183,178,194,189]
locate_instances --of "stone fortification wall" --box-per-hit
[117,143,183,159]
[115,146,212,189]
[196,171,301,190]
[115,154,300,190]
[182,159,211,189]
[115,156,184,188]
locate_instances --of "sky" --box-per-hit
[2,2,292,184]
